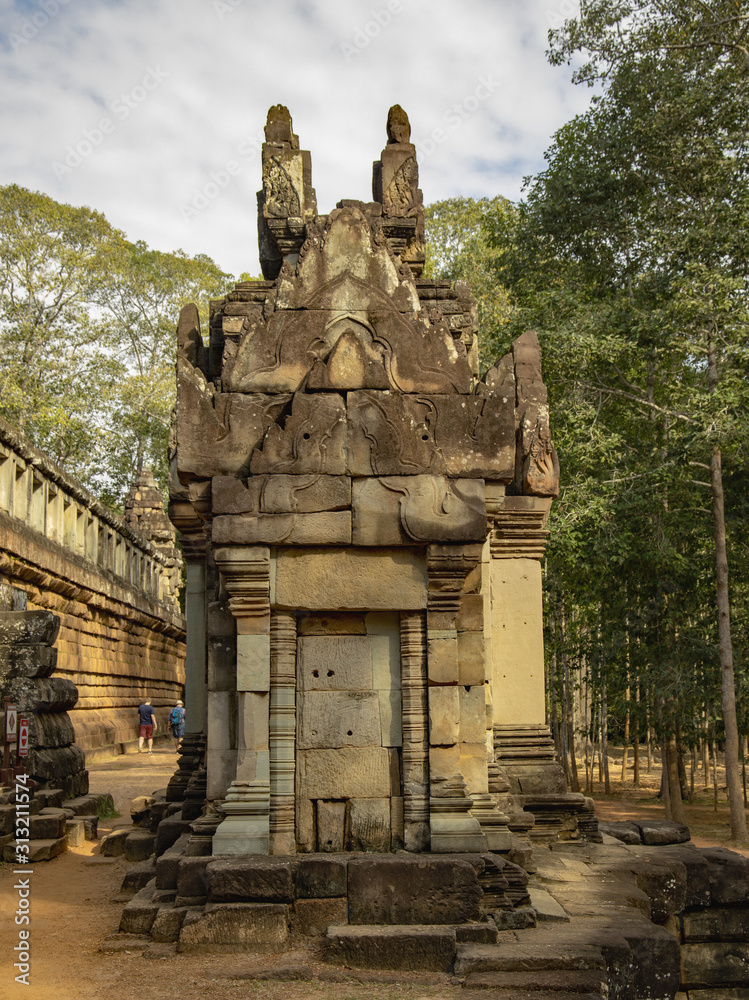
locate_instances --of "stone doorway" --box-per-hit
[295,611,402,852]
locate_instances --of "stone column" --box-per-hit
[487,494,564,794]
[269,610,296,854]
[399,611,429,852]
[426,543,486,852]
[212,545,272,855]
[184,557,207,735]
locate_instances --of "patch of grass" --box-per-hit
[97,796,120,820]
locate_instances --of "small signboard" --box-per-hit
[5,704,17,743]
[17,717,29,757]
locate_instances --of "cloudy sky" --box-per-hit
[0,0,589,277]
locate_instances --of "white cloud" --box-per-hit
[0,0,592,276]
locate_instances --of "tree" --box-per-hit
[0,184,233,509]
[95,240,231,505]
[482,0,749,838]
[0,184,123,475]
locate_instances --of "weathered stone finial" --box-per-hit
[258,105,317,279]
[373,105,425,274]
[264,104,297,146]
[386,104,411,144]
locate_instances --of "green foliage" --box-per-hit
[425,2,749,788]
[0,184,232,508]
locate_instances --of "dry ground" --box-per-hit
[1,744,747,1000]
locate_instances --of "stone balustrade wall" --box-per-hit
[0,418,185,760]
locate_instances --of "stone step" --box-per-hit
[325,924,456,972]
[31,808,67,839]
[454,936,606,977]
[2,837,67,862]
[119,882,160,935]
[463,968,607,995]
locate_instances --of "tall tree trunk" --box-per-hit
[559,604,580,792]
[707,331,747,841]
[601,679,610,795]
[711,728,719,813]
[621,682,631,783]
[709,445,746,839]
[633,678,640,787]
[667,730,687,824]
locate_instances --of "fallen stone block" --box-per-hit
[634,819,690,845]
[124,830,156,863]
[598,821,642,844]
[66,819,85,847]
[83,816,98,840]
[325,924,457,972]
[529,887,570,923]
[455,921,499,944]
[494,906,537,930]
[178,902,290,952]
[119,883,160,935]
[3,837,67,862]
[130,795,154,827]
[31,808,67,839]
[64,794,100,816]
[36,788,65,809]
[100,828,131,857]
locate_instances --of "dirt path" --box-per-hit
[0,749,462,1000]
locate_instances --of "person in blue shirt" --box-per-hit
[137,700,157,754]
[169,700,185,751]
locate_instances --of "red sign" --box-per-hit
[17,717,29,757]
[5,704,17,743]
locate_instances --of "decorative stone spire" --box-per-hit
[372,105,425,274]
[258,105,318,279]
[124,468,176,551]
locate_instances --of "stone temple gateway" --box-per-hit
[170,104,572,860]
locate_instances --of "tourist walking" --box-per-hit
[169,699,185,751]
[137,699,157,754]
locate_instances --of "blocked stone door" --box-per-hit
[295,612,402,852]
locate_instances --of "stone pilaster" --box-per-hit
[487,495,552,745]
[399,611,429,852]
[184,557,207,735]
[487,494,577,840]
[269,610,296,854]
[212,545,271,855]
[426,544,486,852]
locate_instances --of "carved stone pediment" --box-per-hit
[250,392,346,475]
[346,391,515,479]
[175,357,291,482]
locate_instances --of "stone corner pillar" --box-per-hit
[211,545,272,856]
[487,495,566,797]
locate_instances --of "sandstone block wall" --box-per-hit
[0,419,185,759]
